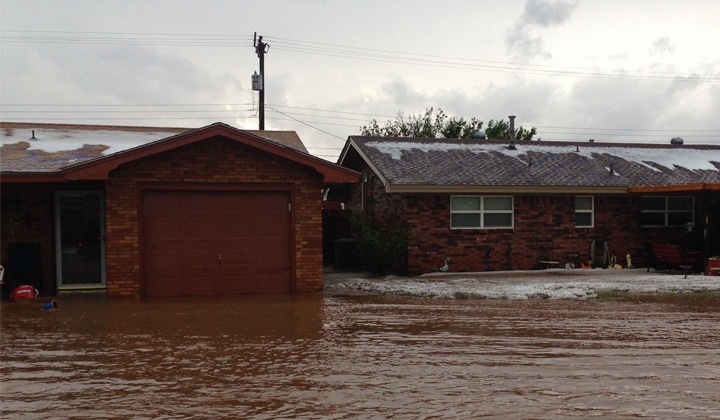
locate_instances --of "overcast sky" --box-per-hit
[1,0,719,160]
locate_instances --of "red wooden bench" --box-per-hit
[645,242,702,278]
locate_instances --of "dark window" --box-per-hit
[640,196,694,227]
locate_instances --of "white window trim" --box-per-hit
[575,195,594,228]
[450,196,514,229]
[640,196,695,227]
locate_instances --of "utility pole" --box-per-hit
[253,32,269,130]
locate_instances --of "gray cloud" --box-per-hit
[360,69,720,145]
[547,74,719,144]
[337,76,559,134]
[506,27,551,62]
[89,46,241,104]
[384,78,431,107]
[522,0,577,27]
[650,36,675,54]
[506,0,578,62]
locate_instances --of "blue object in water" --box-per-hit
[41,300,59,311]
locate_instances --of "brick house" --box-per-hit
[335,136,720,275]
[1,122,358,297]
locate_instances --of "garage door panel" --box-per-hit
[255,232,288,245]
[181,217,216,238]
[218,238,287,254]
[187,238,216,253]
[216,271,291,293]
[219,257,288,280]
[143,190,291,296]
[147,262,184,279]
[168,274,214,296]
[145,217,181,239]
[220,246,288,266]
[217,215,286,233]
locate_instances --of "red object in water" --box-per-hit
[11,285,40,300]
[709,259,720,276]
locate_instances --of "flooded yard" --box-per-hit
[2,291,720,418]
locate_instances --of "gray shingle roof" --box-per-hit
[1,122,308,173]
[346,136,720,190]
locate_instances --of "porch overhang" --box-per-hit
[628,183,720,193]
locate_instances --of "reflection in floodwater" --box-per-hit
[2,294,720,417]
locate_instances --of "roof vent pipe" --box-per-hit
[508,115,516,150]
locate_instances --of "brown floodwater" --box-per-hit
[2,293,720,418]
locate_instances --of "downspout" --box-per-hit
[361,171,369,230]
[361,172,365,212]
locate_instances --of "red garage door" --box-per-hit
[142,190,291,296]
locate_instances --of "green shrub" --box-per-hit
[349,213,408,275]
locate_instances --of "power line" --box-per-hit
[1,29,248,37]
[0,30,251,47]
[267,37,719,82]
[0,116,251,121]
[534,125,720,132]
[1,109,255,114]
[3,30,718,82]
[0,102,395,120]
[537,131,718,138]
[0,103,255,107]
[265,110,377,123]
[267,104,396,119]
[267,35,719,78]
[265,117,359,129]
[273,44,719,82]
[265,105,346,141]
[3,104,719,136]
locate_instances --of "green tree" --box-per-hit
[485,119,537,141]
[360,107,536,140]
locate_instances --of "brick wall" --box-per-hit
[346,169,407,234]
[342,168,712,276]
[0,184,57,294]
[105,138,325,297]
[405,193,705,275]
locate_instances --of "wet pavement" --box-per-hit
[324,268,720,299]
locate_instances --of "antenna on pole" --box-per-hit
[252,32,270,130]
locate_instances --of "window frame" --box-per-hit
[639,196,694,227]
[55,190,107,290]
[450,195,514,229]
[575,195,594,228]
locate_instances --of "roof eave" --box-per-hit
[319,165,361,185]
[60,123,359,183]
[0,172,66,183]
[385,185,630,194]
[339,139,390,190]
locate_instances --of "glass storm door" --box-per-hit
[56,192,105,287]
